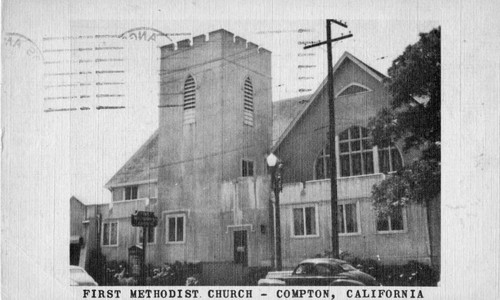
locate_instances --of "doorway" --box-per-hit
[233,230,248,266]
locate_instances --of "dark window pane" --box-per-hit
[248,161,254,176]
[391,148,403,171]
[361,139,371,150]
[293,208,304,236]
[305,207,316,235]
[176,217,184,241]
[103,223,109,245]
[125,187,138,200]
[339,130,349,141]
[350,127,360,139]
[315,157,325,179]
[340,155,350,177]
[148,226,155,243]
[363,152,374,174]
[350,141,360,151]
[339,142,349,153]
[337,205,344,233]
[110,223,117,245]
[391,208,404,230]
[325,143,330,154]
[361,127,369,137]
[352,153,362,175]
[325,157,331,179]
[168,218,176,241]
[345,204,357,233]
[377,216,389,231]
[379,150,390,173]
[242,161,247,176]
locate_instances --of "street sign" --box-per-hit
[131,211,158,227]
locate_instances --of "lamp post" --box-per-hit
[267,153,283,270]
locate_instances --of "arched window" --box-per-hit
[336,83,371,97]
[183,75,196,124]
[339,126,374,177]
[378,142,403,173]
[314,126,404,179]
[243,77,254,126]
[315,143,331,180]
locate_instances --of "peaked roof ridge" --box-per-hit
[271,51,387,152]
[105,128,159,189]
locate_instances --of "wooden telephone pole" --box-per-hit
[304,19,352,258]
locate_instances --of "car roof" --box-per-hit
[299,258,349,265]
[70,265,85,270]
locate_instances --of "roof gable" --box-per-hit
[105,129,159,189]
[271,52,387,151]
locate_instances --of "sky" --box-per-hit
[3,1,441,206]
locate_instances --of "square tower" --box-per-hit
[157,29,273,265]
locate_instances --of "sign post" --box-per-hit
[131,211,158,285]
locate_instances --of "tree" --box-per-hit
[369,27,441,268]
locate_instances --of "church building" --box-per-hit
[78,29,436,283]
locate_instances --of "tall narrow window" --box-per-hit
[124,186,138,200]
[183,75,196,124]
[243,77,254,126]
[292,206,317,237]
[378,143,403,173]
[242,159,254,177]
[137,226,155,244]
[315,143,331,180]
[339,126,374,177]
[337,203,359,234]
[166,214,185,243]
[102,221,118,246]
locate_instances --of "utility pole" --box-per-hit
[304,19,352,259]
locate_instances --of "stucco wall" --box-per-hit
[275,58,400,183]
[99,177,273,267]
[150,29,273,266]
[279,178,431,267]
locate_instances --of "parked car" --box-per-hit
[258,258,380,286]
[70,266,98,286]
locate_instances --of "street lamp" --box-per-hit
[267,153,283,270]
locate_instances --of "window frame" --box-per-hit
[337,200,361,236]
[377,144,404,174]
[376,206,407,234]
[313,145,331,180]
[338,126,374,177]
[101,221,119,247]
[290,205,319,238]
[241,159,255,177]
[183,74,196,125]
[335,83,372,98]
[136,226,156,245]
[243,76,254,126]
[165,214,186,244]
[123,185,139,200]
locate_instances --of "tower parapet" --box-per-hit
[160,29,271,75]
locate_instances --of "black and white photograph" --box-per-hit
[2,0,499,299]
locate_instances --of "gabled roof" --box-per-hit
[273,95,311,144]
[105,129,159,189]
[105,98,307,188]
[105,53,386,188]
[271,52,387,152]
